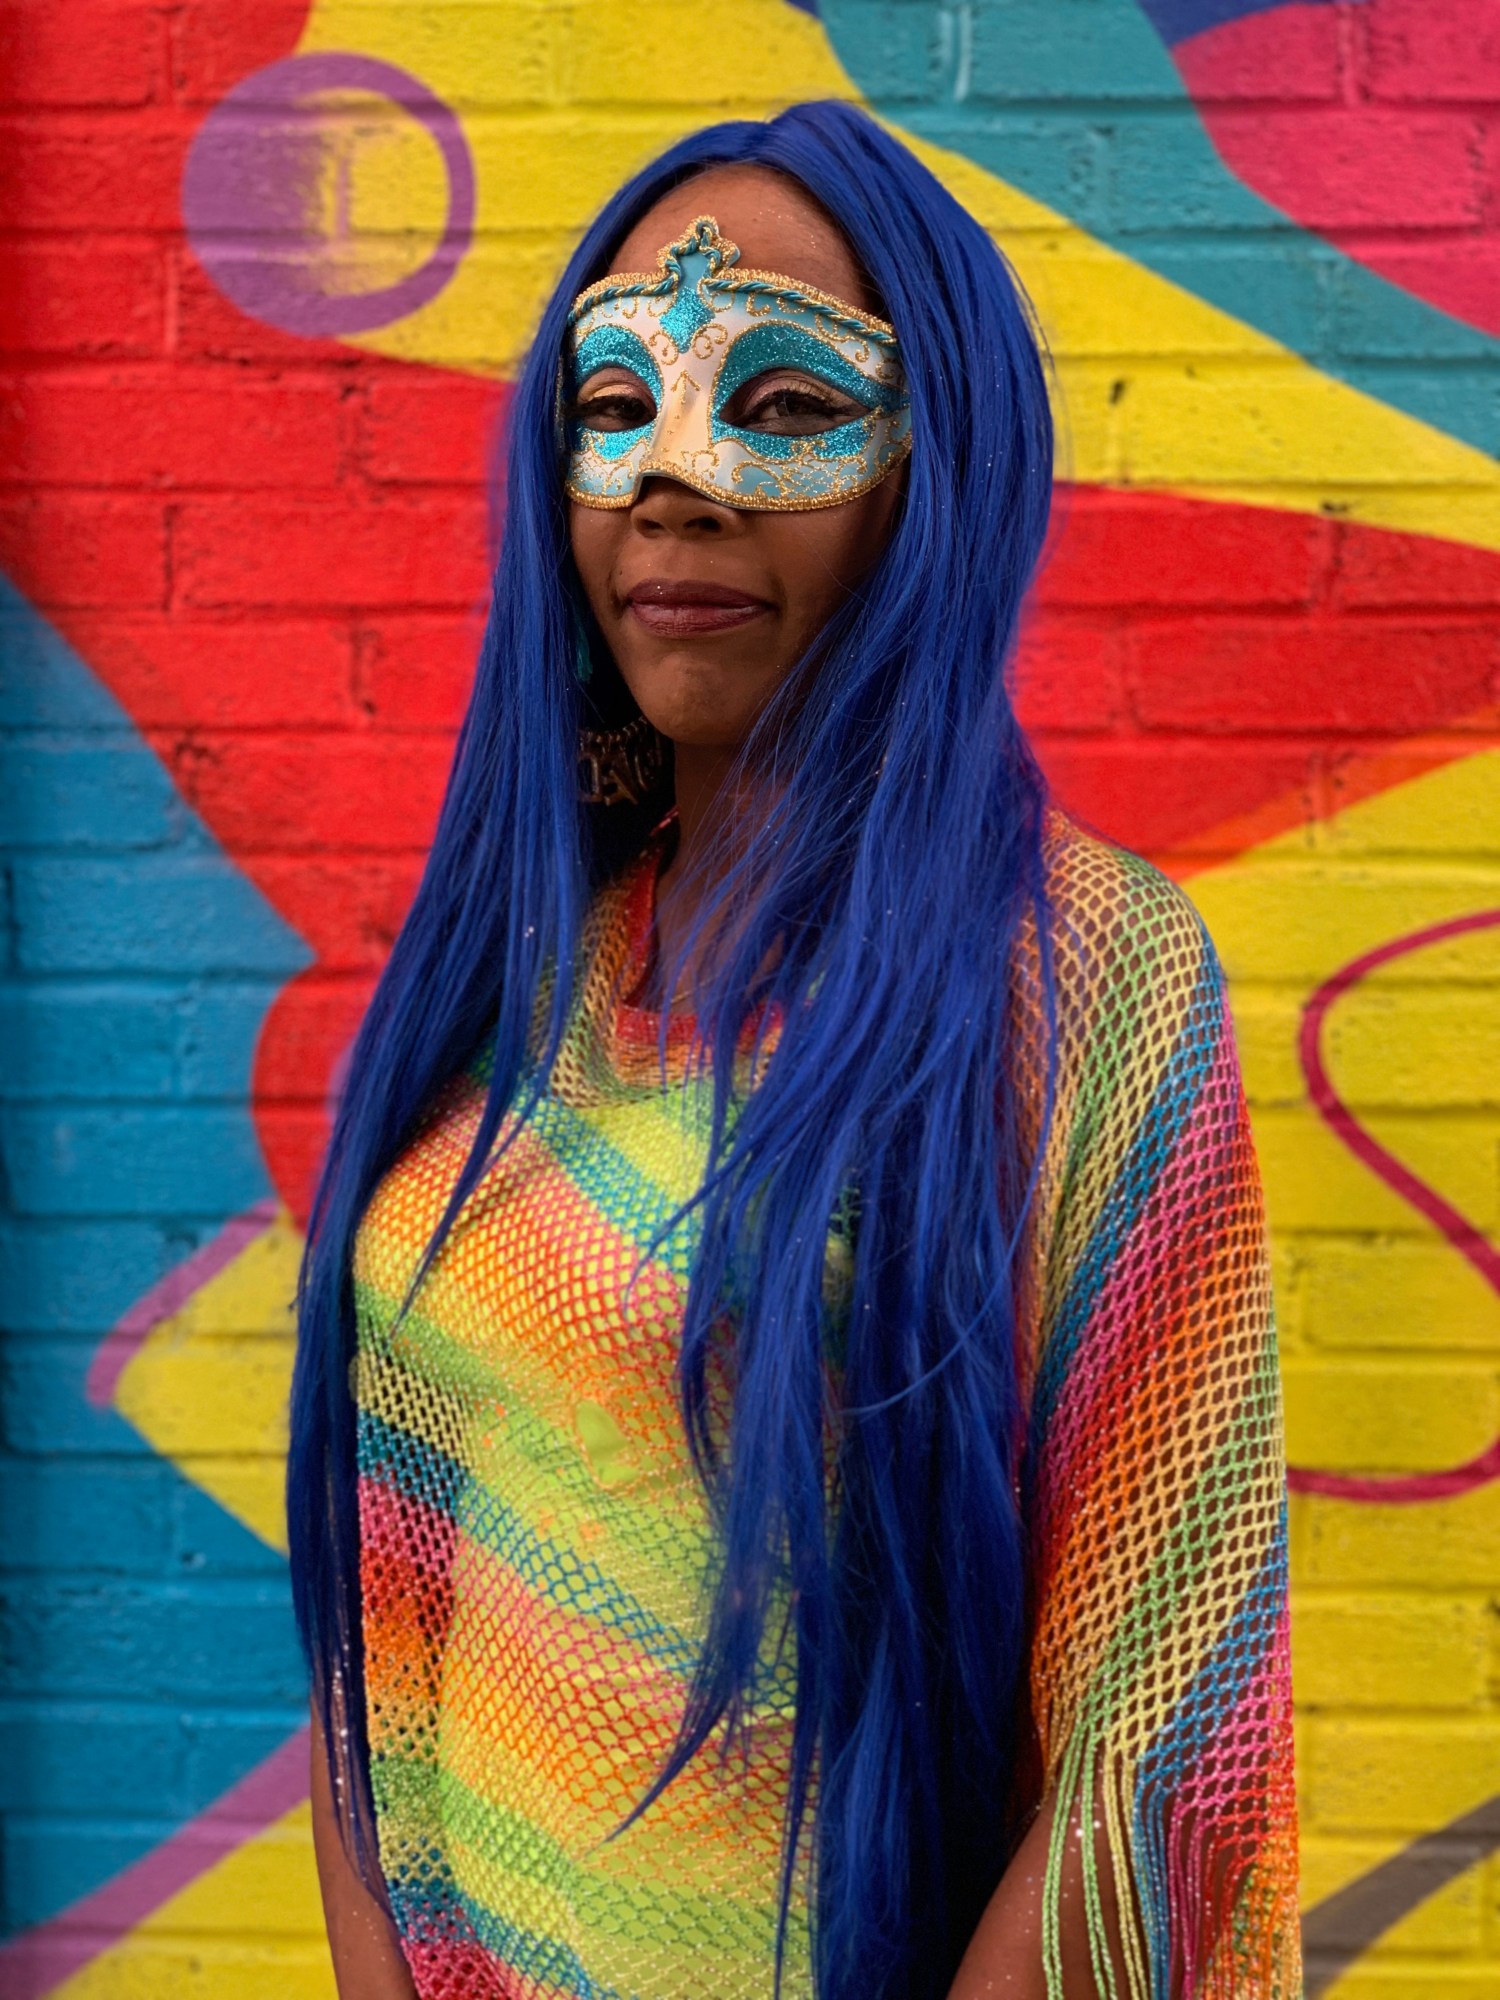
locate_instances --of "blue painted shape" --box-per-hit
[6,1821,196,1933]
[0,1460,178,1576]
[0,1704,306,1930]
[1142,234,1332,354]
[817,0,1500,453]
[3,1339,176,1455]
[0,1580,309,1705]
[965,0,1192,99]
[12,855,304,975]
[0,605,122,729]
[0,1219,205,1336]
[177,981,289,1100]
[0,979,280,1104]
[177,1705,311,1800]
[2,741,191,850]
[0,981,180,1101]
[172,1482,291,1578]
[0,1701,195,1819]
[2,1105,277,1217]
[0,574,310,1939]
[1137,0,1336,46]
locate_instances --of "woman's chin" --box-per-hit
[622,662,782,753]
[638,711,758,757]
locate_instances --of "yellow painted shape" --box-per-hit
[1323,953,1500,1113]
[1304,1716,1500,1839]
[890,131,1500,545]
[48,1802,336,1999]
[1296,1237,1500,1354]
[1282,1355,1497,1478]
[1301,1837,1484,1953]
[1290,1593,1492,1710]
[1296,1707,1500,1986]
[113,1210,304,1553]
[1251,1105,1494,1243]
[299,86,450,297]
[288,1,1500,553]
[295,0,854,373]
[1295,1480,1500,1595]
[1319,1966,1499,2000]
[1191,751,1500,1953]
[1189,749,1500,1270]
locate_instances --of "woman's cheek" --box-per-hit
[568,505,624,627]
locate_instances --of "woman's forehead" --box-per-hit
[604,166,877,316]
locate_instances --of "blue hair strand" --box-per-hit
[288,98,1057,2000]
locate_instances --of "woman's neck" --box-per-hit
[654,740,765,1002]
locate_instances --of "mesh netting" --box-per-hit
[1012,823,1300,1999]
[351,814,1300,2000]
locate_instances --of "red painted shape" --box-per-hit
[1022,488,1500,862]
[1292,909,1500,1503]
[0,0,506,1218]
[1176,0,1500,333]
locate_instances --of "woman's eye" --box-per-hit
[728,373,866,436]
[570,374,655,432]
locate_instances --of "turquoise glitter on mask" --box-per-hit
[570,323,660,462]
[563,216,912,512]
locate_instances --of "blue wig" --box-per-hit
[288,99,1055,2000]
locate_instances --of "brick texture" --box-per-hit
[3,3,1498,1996]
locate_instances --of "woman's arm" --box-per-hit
[309,1703,418,2000]
[947,1781,1144,2000]
[983,837,1301,2000]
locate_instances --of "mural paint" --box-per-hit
[1,2,1496,1992]
[1140,0,1500,338]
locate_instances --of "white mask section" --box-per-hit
[563,216,911,513]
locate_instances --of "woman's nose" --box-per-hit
[628,474,747,537]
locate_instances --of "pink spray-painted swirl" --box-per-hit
[1292,909,1500,1504]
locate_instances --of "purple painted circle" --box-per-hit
[181,52,476,338]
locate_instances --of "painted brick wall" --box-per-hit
[2,4,1497,1996]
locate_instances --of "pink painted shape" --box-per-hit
[85,1197,281,1408]
[1293,908,1500,1503]
[0,1725,310,2000]
[1177,1,1500,335]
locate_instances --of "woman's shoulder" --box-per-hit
[1030,807,1222,1039]
[1039,806,1207,938]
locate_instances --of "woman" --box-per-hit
[289,101,1301,2000]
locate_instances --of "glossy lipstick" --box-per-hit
[625,577,771,637]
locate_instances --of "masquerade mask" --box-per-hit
[563,215,911,513]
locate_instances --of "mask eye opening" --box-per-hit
[719,366,875,438]
[567,367,659,436]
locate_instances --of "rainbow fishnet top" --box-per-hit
[352,814,1301,2000]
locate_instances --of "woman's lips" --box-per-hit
[625,579,771,637]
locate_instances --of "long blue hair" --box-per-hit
[288,99,1055,2000]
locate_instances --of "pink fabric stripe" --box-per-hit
[85,1198,281,1408]
[1035,1021,1246,1539]
[0,1725,310,2000]
[359,1478,458,1597]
